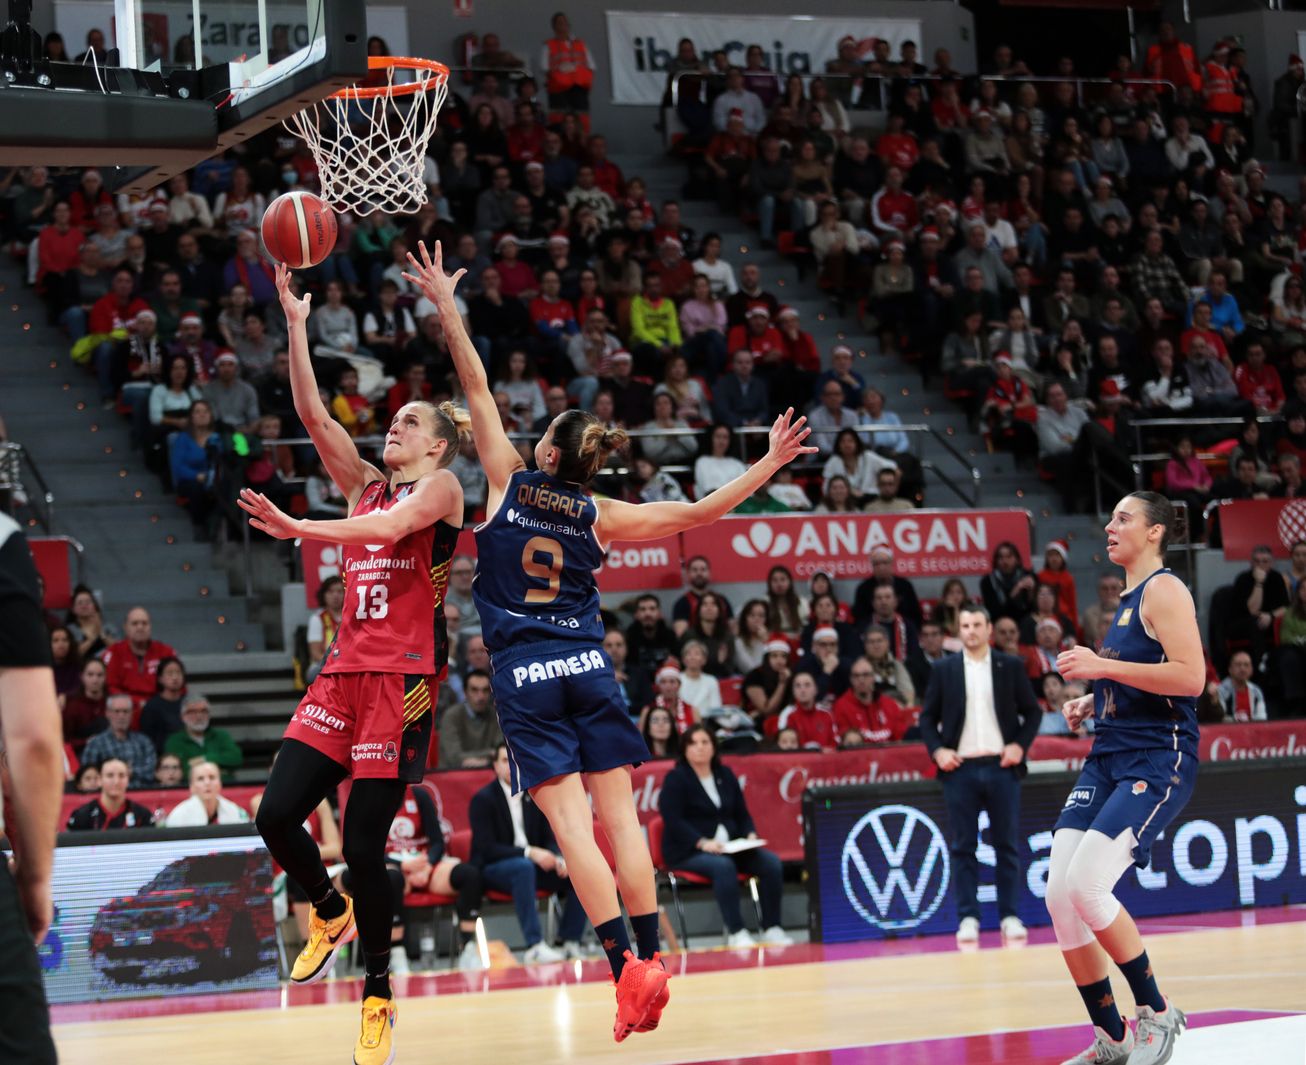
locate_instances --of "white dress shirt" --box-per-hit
[500,780,529,853]
[956,651,1004,758]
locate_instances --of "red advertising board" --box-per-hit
[1220,499,1306,560]
[681,510,1032,582]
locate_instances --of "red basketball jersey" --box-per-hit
[386,788,430,858]
[321,479,460,678]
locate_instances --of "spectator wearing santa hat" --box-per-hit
[645,234,696,302]
[706,108,758,213]
[1036,539,1079,631]
[742,636,795,732]
[795,626,852,700]
[870,240,915,355]
[710,66,766,133]
[775,305,821,396]
[637,661,700,737]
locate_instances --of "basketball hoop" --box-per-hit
[285,56,450,218]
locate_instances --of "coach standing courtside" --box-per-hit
[0,513,64,1063]
[919,604,1040,946]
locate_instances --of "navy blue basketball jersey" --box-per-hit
[473,469,607,654]
[1091,568,1199,758]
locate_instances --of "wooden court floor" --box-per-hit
[53,917,1306,1064]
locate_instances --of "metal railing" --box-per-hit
[262,419,981,504]
[1127,415,1280,489]
[0,442,55,532]
[669,69,1176,115]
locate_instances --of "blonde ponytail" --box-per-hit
[414,400,472,468]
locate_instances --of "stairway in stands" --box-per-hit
[624,152,1112,577]
[0,257,306,780]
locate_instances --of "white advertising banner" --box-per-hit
[605,10,923,106]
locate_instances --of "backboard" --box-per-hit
[0,0,368,192]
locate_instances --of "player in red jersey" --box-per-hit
[238,264,467,1065]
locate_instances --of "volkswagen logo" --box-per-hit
[840,804,950,931]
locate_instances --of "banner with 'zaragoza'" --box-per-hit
[604,11,923,106]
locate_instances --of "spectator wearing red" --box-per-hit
[775,306,820,373]
[88,267,151,402]
[1036,540,1079,629]
[1203,39,1243,123]
[36,201,85,291]
[541,10,595,117]
[876,114,920,173]
[506,101,546,164]
[1145,21,1203,93]
[62,657,108,751]
[1020,617,1063,680]
[637,663,700,736]
[68,168,113,230]
[726,304,784,363]
[103,606,177,712]
[644,236,696,302]
[385,362,432,420]
[1234,341,1285,414]
[870,166,919,242]
[493,235,540,300]
[529,268,579,347]
[834,657,916,744]
[775,671,837,750]
[586,134,625,200]
[1179,301,1229,363]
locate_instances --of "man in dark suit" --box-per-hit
[712,349,772,428]
[469,745,588,962]
[919,604,1041,946]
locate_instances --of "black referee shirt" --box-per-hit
[0,514,53,669]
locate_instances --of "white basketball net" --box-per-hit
[285,61,449,218]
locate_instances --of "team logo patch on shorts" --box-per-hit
[1064,786,1096,808]
[1132,780,1148,795]
[383,741,399,762]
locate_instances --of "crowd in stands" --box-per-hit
[668,25,1306,522]
[4,22,1305,958]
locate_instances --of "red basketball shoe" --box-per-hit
[612,952,669,1043]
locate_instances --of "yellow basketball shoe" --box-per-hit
[290,895,356,985]
[354,996,397,1065]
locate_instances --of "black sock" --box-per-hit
[1117,950,1165,1012]
[308,877,346,921]
[363,950,392,1001]
[594,916,632,980]
[1076,977,1126,1040]
[630,912,660,961]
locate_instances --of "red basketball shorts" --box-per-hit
[285,671,436,782]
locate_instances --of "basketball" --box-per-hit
[260,191,337,268]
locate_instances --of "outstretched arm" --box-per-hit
[238,471,462,545]
[276,264,380,507]
[594,408,816,545]
[403,241,524,500]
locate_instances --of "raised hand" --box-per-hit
[238,488,300,540]
[276,263,312,325]
[401,239,467,308]
[766,407,818,468]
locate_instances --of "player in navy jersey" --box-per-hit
[237,265,468,1065]
[1047,492,1204,1065]
[404,240,815,1042]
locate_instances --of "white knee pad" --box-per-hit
[1065,828,1137,933]
[1046,829,1095,950]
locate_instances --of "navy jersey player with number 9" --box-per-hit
[403,240,816,1042]
[1047,492,1204,1065]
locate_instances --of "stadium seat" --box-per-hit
[448,827,558,943]
[646,815,760,949]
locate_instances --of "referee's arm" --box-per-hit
[0,523,65,944]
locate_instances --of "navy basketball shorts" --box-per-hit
[490,639,650,794]
[1054,747,1198,868]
